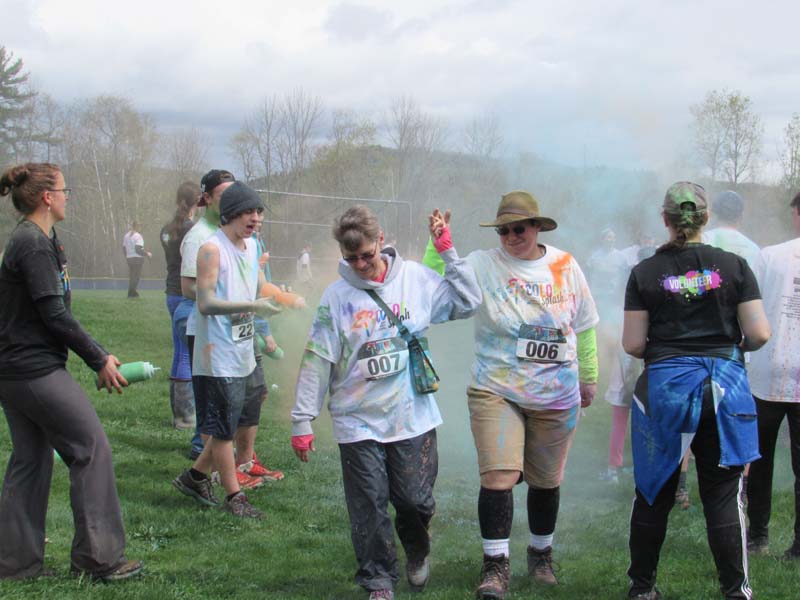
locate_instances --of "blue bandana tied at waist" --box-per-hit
[631,355,759,505]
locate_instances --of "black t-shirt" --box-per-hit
[624,243,761,363]
[0,221,77,379]
[160,218,193,296]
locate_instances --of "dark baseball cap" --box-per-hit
[198,169,235,206]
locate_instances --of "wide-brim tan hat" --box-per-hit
[479,190,558,231]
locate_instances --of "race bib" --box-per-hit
[516,324,568,363]
[356,337,409,381]
[231,312,255,342]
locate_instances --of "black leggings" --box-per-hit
[628,383,750,599]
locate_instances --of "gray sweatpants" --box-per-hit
[0,369,127,579]
[339,429,438,592]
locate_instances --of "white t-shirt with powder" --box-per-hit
[465,245,599,410]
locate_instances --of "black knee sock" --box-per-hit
[479,487,514,539]
[528,486,559,535]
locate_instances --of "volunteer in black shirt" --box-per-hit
[0,163,141,582]
[622,182,770,600]
[160,181,199,429]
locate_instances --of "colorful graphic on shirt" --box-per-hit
[662,269,722,297]
[493,277,571,307]
[347,301,412,335]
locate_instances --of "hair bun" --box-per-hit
[0,165,30,196]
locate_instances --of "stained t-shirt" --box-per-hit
[0,221,75,378]
[466,245,599,409]
[624,243,761,364]
[747,238,800,402]
[160,218,193,296]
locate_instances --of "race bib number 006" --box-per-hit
[231,312,255,342]
[516,324,568,363]
[356,337,409,381]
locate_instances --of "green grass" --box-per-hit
[1,290,799,599]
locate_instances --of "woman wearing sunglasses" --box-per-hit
[0,163,141,582]
[424,190,599,599]
[622,182,770,600]
[291,204,481,600]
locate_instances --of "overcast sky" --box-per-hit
[5,0,800,178]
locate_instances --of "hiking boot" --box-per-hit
[221,492,264,519]
[476,554,510,599]
[172,469,219,506]
[783,541,800,559]
[407,555,430,590]
[527,545,558,585]
[630,589,662,600]
[368,589,394,600]
[747,536,769,555]
[72,559,144,583]
[675,487,690,510]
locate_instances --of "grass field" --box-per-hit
[1,290,799,599]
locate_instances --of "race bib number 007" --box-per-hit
[516,324,568,363]
[356,337,409,381]
[231,312,255,342]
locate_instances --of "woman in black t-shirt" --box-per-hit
[621,182,770,600]
[160,181,198,429]
[0,163,141,582]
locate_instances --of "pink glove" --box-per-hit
[433,226,453,253]
[292,434,315,451]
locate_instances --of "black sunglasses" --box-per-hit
[495,224,528,236]
[343,241,380,264]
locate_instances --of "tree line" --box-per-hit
[1,45,798,278]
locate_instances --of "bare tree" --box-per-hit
[278,88,323,190]
[462,112,504,159]
[164,126,208,182]
[59,96,160,276]
[228,129,258,183]
[780,113,800,191]
[721,94,763,184]
[12,89,64,163]
[690,89,763,184]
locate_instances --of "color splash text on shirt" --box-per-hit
[662,269,722,296]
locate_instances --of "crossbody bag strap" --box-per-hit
[365,289,410,337]
[364,289,439,382]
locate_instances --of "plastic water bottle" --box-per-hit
[97,361,159,386]
[257,335,284,360]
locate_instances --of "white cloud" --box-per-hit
[4,0,799,172]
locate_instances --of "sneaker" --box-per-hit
[407,555,430,590]
[675,487,690,510]
[368,590,394,600]
[598,468,619,484]
[220,492,264,519]
[236,470,265,490]
[630,589,662,600]
[747,536,769,555]
[476,554,510,599]
[172,470,219,506]
[783,541,800,559]
[72,559,144,583]
[240,454,285,481]
[527,545,558,586]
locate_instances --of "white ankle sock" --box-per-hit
[481,537,510,557]
[530,533,553,550]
